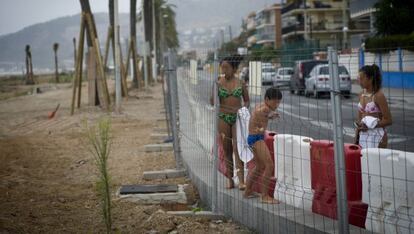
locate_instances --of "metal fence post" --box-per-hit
[162,53,172,139]
[328,46,349,234]
[212,52,219,213]
[167,50,182,169]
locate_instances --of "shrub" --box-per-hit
[365,33,414,52]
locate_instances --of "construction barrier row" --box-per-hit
[218,131,414,233]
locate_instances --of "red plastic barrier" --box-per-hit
[247,131,277,197]
[216,134,230,178]
[312,190,368,228]
[310,140,363,201]
[310,140,367,227]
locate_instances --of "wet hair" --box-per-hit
[265,87,283,100]
[359,64,382,93]
[220,55,243,70]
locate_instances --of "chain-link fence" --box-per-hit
[164,46,414,234]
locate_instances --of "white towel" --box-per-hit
[361,116,379,129]
[359,116,384,148]
[236,107,254,163]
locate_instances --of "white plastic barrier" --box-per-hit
[274,134,313,211]
[362,148,414,234]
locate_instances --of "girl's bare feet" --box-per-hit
[243,189,258,198]
[238,183,246,191]
[261,195,280,204]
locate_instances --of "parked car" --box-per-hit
[304,64,352,98]
[275,67,293,87]
[262,64,276,86]
[290,60,328,94]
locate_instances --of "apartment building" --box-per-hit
[281,0,369,49]
[242,4,283,49]
[349,0,378,47]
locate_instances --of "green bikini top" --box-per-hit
[218,86,243,99]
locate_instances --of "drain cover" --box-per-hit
[120,184,178,195]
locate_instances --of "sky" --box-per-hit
[0,0,141,36]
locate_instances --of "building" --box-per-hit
[281,0,370,49]
[254,4,283,48]
[349,0,378,48]
[245,12,257,47]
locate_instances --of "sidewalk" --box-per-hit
[351,84,414,106]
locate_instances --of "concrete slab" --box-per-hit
[156,118,167,122]
[143,169,186,180]
[145,143,173,152]
[119,184,178,194]
[167,211,226,220]
[153,128,168,133]
[118,184,187,204]
[150,133,169,141]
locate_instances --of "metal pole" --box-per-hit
[141,1,149,89]
[212,52,219,213]
[304,0,309,40]
[342,0,349,50]
[328,46,349,234]
[152,0,158,81]
[114,0,121,112]
[167,51,181,169]
[162,56,172,139]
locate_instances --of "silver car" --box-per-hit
[304,64,351,98]
[275,67,293,87]
[261,66,276,86]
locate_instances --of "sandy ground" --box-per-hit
[0,79,252,233]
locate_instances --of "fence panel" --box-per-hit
[170,46,414,234]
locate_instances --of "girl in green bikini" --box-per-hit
[210,55,250,190]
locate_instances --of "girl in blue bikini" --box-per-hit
[211,55,250,190]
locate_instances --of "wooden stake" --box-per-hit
[76,19,86,109]
[71,14,86,115]
[124,40,132,79]
[118,39,128,98]
[85,13,110,110]
[104,26,112,68]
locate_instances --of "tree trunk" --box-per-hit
[73,38,77,72]
[25,45,34,85]
[130,0,139,88]
[54,51,59,83]
[79,0,110,110]
[142,0,153,85]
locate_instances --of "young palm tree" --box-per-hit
[155,0,179,68]
[53,42,59,83]
[73,37,77,71]
[105,0,116,68]
[25,45,34,85]
[130,0,139,88]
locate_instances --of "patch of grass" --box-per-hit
[191,207,204,213]
[84,118,113,233]
[48,73,75,84]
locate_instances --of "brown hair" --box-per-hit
[359,64,382,93]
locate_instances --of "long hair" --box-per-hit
[359,64,382,93]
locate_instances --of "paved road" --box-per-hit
[180,68,414,152]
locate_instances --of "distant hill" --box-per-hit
[0,13,131,70]
[0,0,274,70]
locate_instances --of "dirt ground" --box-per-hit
[0,78,252,233]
